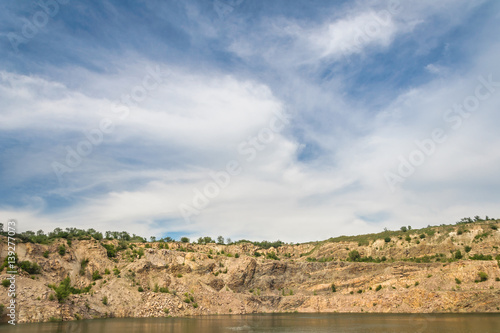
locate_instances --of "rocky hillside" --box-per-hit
[1,220,500,323]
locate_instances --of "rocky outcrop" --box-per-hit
[0,221,499,323]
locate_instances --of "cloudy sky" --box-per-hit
[1,0,499,242]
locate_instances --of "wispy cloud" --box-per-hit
[1,0,499,242]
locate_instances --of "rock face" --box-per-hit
[1,222,500,323]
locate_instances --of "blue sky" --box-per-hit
[1,0,500,242]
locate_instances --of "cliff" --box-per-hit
[1,221,499,323]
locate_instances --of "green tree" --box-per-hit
[58,245,66,256]
[181,237,190,243]
[217,236,225,244]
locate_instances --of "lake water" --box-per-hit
[2,313,500,333]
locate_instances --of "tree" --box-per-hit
[150,236,156,243]
[217,236,225,244]
[180,237,189,243]
[0,223,3,233]
[408,226,412,230]
[400,226,407,232]
[226,238,232,245]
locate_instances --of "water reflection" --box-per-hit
[2,313,500,333]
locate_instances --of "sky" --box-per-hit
[1,0,500,243]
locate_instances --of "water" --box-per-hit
[2,313,500,333]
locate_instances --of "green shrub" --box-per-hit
[49,294,55,301]
[266,252,279,260]
[92,270,102,281]
[235,253,240,258]
[454,250,463,260]
[477,272,488,282]
[54,276,71,303]
[113,268,120,276]
[193,302,198,308]
[414,281,419,286]
[79,259,89,276]
[18,261,41,274]
[405,236,411,242]
[348,250,361,262]
[455,278,461,284]
[464,246,472,253]
[102,244,116,257]
[254,251,262,257]
[419,234,426,239]
[470,254,493,261]
[163,308,169,314]
[491,225,498,230]
[384,237,391,243]
[43,251,49,258]
[357,289,363,294]
[102,296,108,305]
[1,279,10,288]
[104,268,110,275]
[138,286,144,292]
[177,274,183,278]
[375,285,382,291]
[331,283,336,292]
[58,245,66,256]
[159,287,169,293]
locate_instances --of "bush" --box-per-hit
[454,250,463,260]
[79,259,89,276]
[405,236,411,242]
[49,294,55,301]
[470,254,493,261]
[113,268,120,276]
[266,252,279,260]
[58,245,66,256]
[384,237,391,243]
[331,283,336,292]
[419,234,426,239]
[163,308,169,314]
[193,302,198,308]
[1,279,10,288]
[400,226,407,232]
[43,251,49,258]
[18,261,41,274]
[491,225,498,230]
[477,272,488,282]
[159,287,169,293]
[455,278,461,284]
[180,237,190,243]
[357,289,363,294]
[464,246,472,253]
[104,268,110,275]
[92,270,102,281]
[235,253,240,258]
[138,286,144,292]
[102,244,117,257]
[348,250,361,262]
[102,296,108,305]
[375,285,382,291]
[54,276,71,303]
